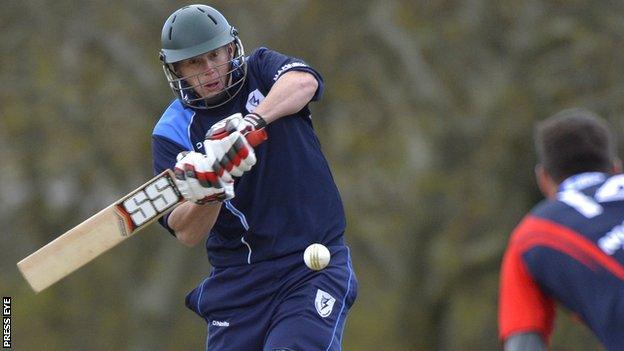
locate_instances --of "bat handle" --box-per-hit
[245,128,268,147]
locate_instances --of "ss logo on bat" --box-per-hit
[118,175,181,233]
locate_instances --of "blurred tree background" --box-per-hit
[2,0,624,350]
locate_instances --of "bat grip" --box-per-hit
[245,128,268,147]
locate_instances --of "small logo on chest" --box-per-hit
[246,89,265,112]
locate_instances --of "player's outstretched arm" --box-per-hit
[252,70,318,124]
[203,71,314,147]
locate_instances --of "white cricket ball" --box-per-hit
[303,243,331,271]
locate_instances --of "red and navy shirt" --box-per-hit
[499,172,624,350]
[151,47,346,268]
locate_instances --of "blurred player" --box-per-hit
[152,4,357,350]
[498,108,624,350]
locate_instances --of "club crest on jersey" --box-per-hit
[246,89,265,112]
[314,289,336,318]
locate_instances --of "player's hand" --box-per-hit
[204,131,257,178]
[205,112,267,141]
[173,151,234,204]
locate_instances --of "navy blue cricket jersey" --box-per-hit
[152,47,346,268]
[499,172,624,350]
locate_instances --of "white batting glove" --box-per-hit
[206,112,267,141]
[204,131,257,178]
[173,151,234,205]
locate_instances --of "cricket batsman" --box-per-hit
[151,5,358,350]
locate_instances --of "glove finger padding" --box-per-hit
[203,141,234,183]
[205,112,266,142]
[206,113,246,141]
[204,132,256,178]
[230,133,256,173]
[173,151,234,204]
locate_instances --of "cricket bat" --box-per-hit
[17,129,267,293]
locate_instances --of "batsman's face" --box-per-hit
[176,44,233,99]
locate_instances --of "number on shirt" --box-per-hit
[559,175,624,218]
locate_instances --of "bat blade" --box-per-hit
[17,128,267,293]
[17,169,183,293]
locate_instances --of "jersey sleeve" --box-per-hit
[498,217,556,344]
[250,47,324,101]
[152,134,187,236]
[152,134,186,175]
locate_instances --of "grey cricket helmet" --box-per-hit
[160,4,247,109]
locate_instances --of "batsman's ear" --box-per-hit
[535,164,557,199]
[612,158,622,174]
